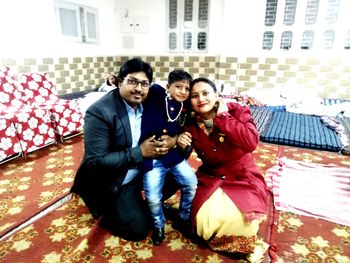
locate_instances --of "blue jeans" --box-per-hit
[143,159,198,228]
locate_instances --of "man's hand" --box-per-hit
[140,135,170,158]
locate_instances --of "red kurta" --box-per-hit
[185,102,268,223]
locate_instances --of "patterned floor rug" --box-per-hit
[0,193,274,263]
[0,135,84,238]
[0,141,277,263]
[0,139,349,262]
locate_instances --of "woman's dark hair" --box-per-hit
[118,58,153,83]
[190,78,217,93]
[106,74,117,86]
[168,69,192,85]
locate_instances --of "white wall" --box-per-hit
[0,0,120,57]
[220,0,267,57]
[0,0,58,57]
[114,0,166,55]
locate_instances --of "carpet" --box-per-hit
[1,140,349,262]
[0,193,274,263]
[0,142,277,263]
[0,135,84,238]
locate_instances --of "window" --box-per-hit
[262,0,349,51]
[262,31,274,50]
[345,30,350,50]
[167,0,209,53]
[280,31,293,50]
[301,30,314,50]
[54,1,99,43]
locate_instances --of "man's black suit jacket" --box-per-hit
[71,89,144,216]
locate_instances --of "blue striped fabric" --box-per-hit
[250,107,273,136]
[261,111,342,152]
[323,98,349,106]
[265,105,286,112]
[250,105,286,112]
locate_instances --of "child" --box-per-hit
[140,70,198,245]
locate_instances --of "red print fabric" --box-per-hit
[18,73,84,141]
[0,68,56,162]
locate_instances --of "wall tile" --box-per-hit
[0,55,349,99]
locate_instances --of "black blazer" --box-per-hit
[71,89,144,216]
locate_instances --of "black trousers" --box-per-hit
[101,173,179,241]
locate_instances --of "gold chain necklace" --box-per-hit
[202,119,214,129]
[165,96,183,122]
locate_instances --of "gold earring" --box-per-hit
[214,102,219,110]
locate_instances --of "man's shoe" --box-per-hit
[152,227,165,246]
[172,218,192,239]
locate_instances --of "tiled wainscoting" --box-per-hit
[1,55,350,99]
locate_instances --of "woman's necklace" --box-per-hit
[202,119,214,129]
[165,96,183,122]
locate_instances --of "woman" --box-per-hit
[98,73,118,92]
[178,78,269,262]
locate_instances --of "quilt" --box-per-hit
[265,157,350,226]
[260,111,342,152]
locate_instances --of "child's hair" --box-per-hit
[168,69,192,85]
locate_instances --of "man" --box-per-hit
[71,58,178,241]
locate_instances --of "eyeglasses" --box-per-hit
[125,78,150,89]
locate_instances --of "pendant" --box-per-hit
[218,133,225,143]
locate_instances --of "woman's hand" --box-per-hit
[177,132,192,150]
[216,98,229,114]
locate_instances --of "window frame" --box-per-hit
[54,1,99,44]
[166,0,210,53]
